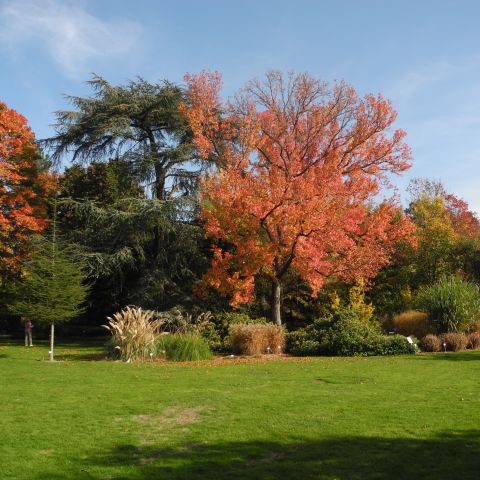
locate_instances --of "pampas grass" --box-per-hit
[103,306,164,361]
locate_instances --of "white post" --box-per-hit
[49,323,55,361]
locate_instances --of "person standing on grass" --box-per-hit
[23,318,33,347]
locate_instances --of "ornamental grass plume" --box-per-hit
[103,306,165,362]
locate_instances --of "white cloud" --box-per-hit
[0,0,143,77]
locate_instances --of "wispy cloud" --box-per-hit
[386,61,455,106]
[388,56,480,214]
[0,0,143,77]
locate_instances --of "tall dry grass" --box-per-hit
[103,306,164,361]
[467,332,480,350]
[228,323,285,355]
[392,310,430,338]
[440,332,469,352]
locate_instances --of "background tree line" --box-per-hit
[1,73,479,338]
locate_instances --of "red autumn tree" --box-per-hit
[0,101,54,277]
[444,194,479,239]
[183,71,415,324]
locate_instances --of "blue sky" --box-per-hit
[1,0,480,211]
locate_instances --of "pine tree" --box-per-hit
[10,201,89,360]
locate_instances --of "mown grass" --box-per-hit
[0,339,479,479]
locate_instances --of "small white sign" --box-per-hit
[406,336,414,344]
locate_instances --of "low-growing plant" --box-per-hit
[321,311,381,356]
[155,308,223,351]
[103,306,164,362]
[467,333,480,350]
[372,335,417,355]
[228,323,285,355]
[440,332,469,352]
[319,310,415,356]
[416,276,480,333]
[285,318,332,356]
[420,334,442,352]
[286,329,321,356]
[155,333,213,361]
[392,310,430,338]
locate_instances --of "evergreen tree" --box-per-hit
[60,159,144,204]
[10,202,89,360]
[44,76,202,199]
[58,197,207,318]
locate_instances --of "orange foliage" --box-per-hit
[0,101,55,276]
[183,71,415,309]
[444,194,479,239]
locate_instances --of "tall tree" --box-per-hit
[58,197,207,318]
[44,76,199,199]
[60,158,144,204]
[0,101,54,277]
[183,71,415,325]
[9,201,89,360]
[407,178,480,286]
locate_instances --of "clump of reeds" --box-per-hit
[103,306,164,362]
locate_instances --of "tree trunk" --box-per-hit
[49,323,55,361]
[154,164,165,200]
[271,280,282,326]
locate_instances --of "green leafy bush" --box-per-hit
[288,311,415,357]
[286,329,321,356]
[321,311,382,356]
[285,318,331,356]
[372,335,416,355]
[416,276,480,333]
[228,323,285,355]
[155,333,212,361]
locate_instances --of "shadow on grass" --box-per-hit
[31,430,480,480]
[416,351,480,361]
[54,351,107,362]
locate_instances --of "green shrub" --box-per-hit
[321,311,380,356]
[155,308,223,351]
[439,332,469,352]
[103,307,164,362]
[228,323,285,355]
[420,334,442,352]
[319,311,415,356]
[285,318,331,355]
[416,276,480,333]
[372,335,416,355]
[286,329,321,356]
[155,333,212,361]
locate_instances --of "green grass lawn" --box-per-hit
[0,339,479,479]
